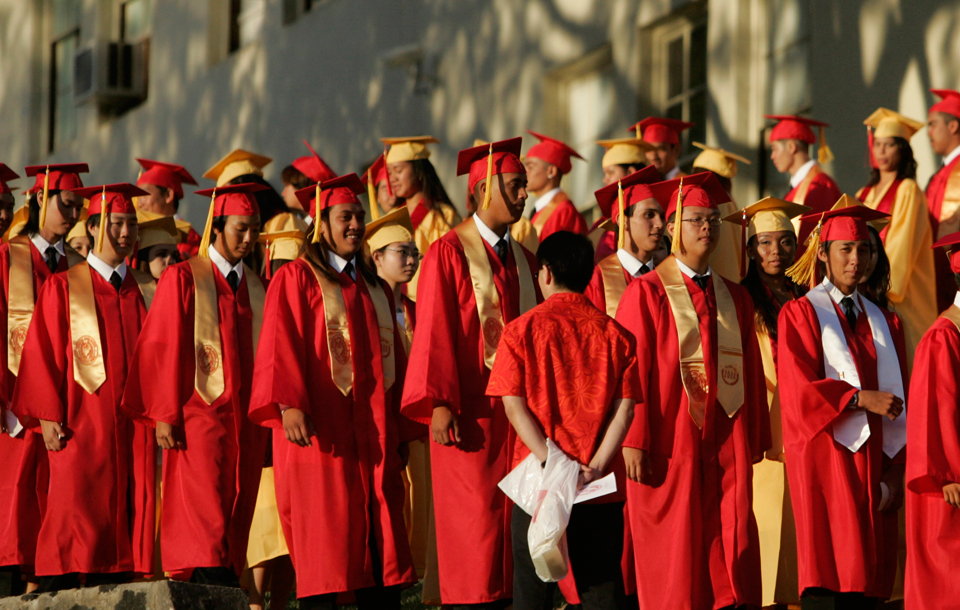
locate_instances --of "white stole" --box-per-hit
[806,281,906,458]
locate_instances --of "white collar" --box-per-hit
[790,159,817,188]
[208,244,244,281]
[327,250,356,278]
[822,277,861,313]
[86,252,127,283]
[304,214,314,227]
[472,213,509,249]
[944,144,960,168]
[954,291,960,309]
[664,166,681,180]
[616,249,653,278]
[30,233,65,258]
[674,256,711,280]
[534,187,562,213]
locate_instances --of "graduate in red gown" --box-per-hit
[135,158,201,260]
[401,138,541,608]
[122,182,269,587]
[616,172,769,610]
[904,232,960,610]
[249,174,416,610]
[0,164,87,590]
[525,131,588,241]
[778,206,907,608]
[11,184,156,591]
[925,90,960,313]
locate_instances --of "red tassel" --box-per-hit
[867,127,878,169]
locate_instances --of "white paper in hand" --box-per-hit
[4,406,23,438]
[574,472,617,504]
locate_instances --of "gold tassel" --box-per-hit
[383,145,393,197]
[616,180,626,251]
[97,185,107,253]
[670,177,685,255]
[636,125,642,139]
[786,217,823,288]
[818,125,835,165]
[39,166,50,229]
[311,182,322,243]
[367,168,380,221]
[480,144,494,211]
[198,188,216,258]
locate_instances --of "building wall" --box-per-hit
[0,0,958,229]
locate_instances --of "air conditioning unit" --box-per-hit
[74,40,148,107]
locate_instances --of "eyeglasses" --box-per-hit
[384,247,422,261]
[681,217,723,228]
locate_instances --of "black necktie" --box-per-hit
[44,247,58,274]
[494,239,508,265]
[109,271,123,293]
[226,270,239,294]
[693,274,709,291]
[841,296,858,329]
[342,261,355,282]
[638,263,650,276]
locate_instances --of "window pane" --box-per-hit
[689,23,707,89]
[52,32,78,149]
[121,0,149,41]
[52,0,81,37]
[688,88,707,147]
[667,35,684,99]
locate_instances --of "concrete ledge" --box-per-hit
[0,580,248,609]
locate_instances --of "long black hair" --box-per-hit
[410,159,453,207]
[304,209,377,285]
[867,136,917,186]
[861,225,891,309]
[740,236,806,340]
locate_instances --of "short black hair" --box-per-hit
[536,231,594,293]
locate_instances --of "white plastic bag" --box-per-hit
[498,439,580,582]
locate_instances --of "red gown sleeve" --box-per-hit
[10,276,69,428]
[907,320,960,495]
[614,279,657,451]
[777,298,859,443]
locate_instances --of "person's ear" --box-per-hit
[164,189,176,206]
[816,247,829,263]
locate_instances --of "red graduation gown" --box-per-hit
[177,226,201,260]
[401,228,540,605]
[905,316,960,609]
[616,271,769,610]
[787,170,842,247]
[248,259,416,598]
[0,242,67,569]
[533,194,588,241]
[777,297,905,599]
[121,260,267,578]
[584,258,633,315]
[10,267,155,576]
[925,155,960,312]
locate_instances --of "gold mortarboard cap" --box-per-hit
[136,210,181,250]
[364,206,415,252]
[381,136,440,164]
[723,197,809,277]
[863,108,925,140]
[203,149,273,187]
[596,137,654,168]
[258,212,308,261]
[691,142,751,179]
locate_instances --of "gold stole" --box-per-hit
[401,300,414,355]
[453,220,536,369]
[6,236,35,374]
[755,321,783,459]
[597,254,628,318]
[793,164,822,205]
[307,262,396,396]
[937,166,960,239]
[656,256,744,428]
[66,264,107,393]
[189,258,265,405]
[531,199,560,236]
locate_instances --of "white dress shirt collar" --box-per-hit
[616,249,653,278]
[944,144,960,168]
[822,278,862,314]
[533,187,562,213]
[473,213,510,249]
[664,166,681,180]
[326,250,356,279]
[208,244,244,281]
[674,256,712,279]
[86,252,127,283]
[30,233,65,258]
[953,291,960,309]
[790,159,817,188]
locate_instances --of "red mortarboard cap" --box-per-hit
[361,154,387,187]
[594,165,661,224]
[931,89,960,119]
[630,117,694,146]
[136,158,197,199]
[71,183,147,216]
[525,130,584,175]
[652,172,731,221]
[932,231,960,273]
[24,163,89,192]
[292,139,337,183]
[194,183,269,217]
[0,164,19,195]
[456,137,525,193]
[294,173,365,218]
[802,205,888,242]
[765,115,828,144]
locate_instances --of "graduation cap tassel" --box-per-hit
[367,168,381,221]
[383,145,393,197]
[311,182,322,244]
[670,177,686,256]
[97,184,107,253]
[866,127,878,169]
[38,166,50,229]
[616,180,626,251]
[481,143,494,211]
[739,209,748,279]
[786,216,823,289]
[198,188,217,258]
[818,125,835,165]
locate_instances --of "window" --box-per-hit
[648,11,708,156]
[48,0,81,153]
[120,0,150,42]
